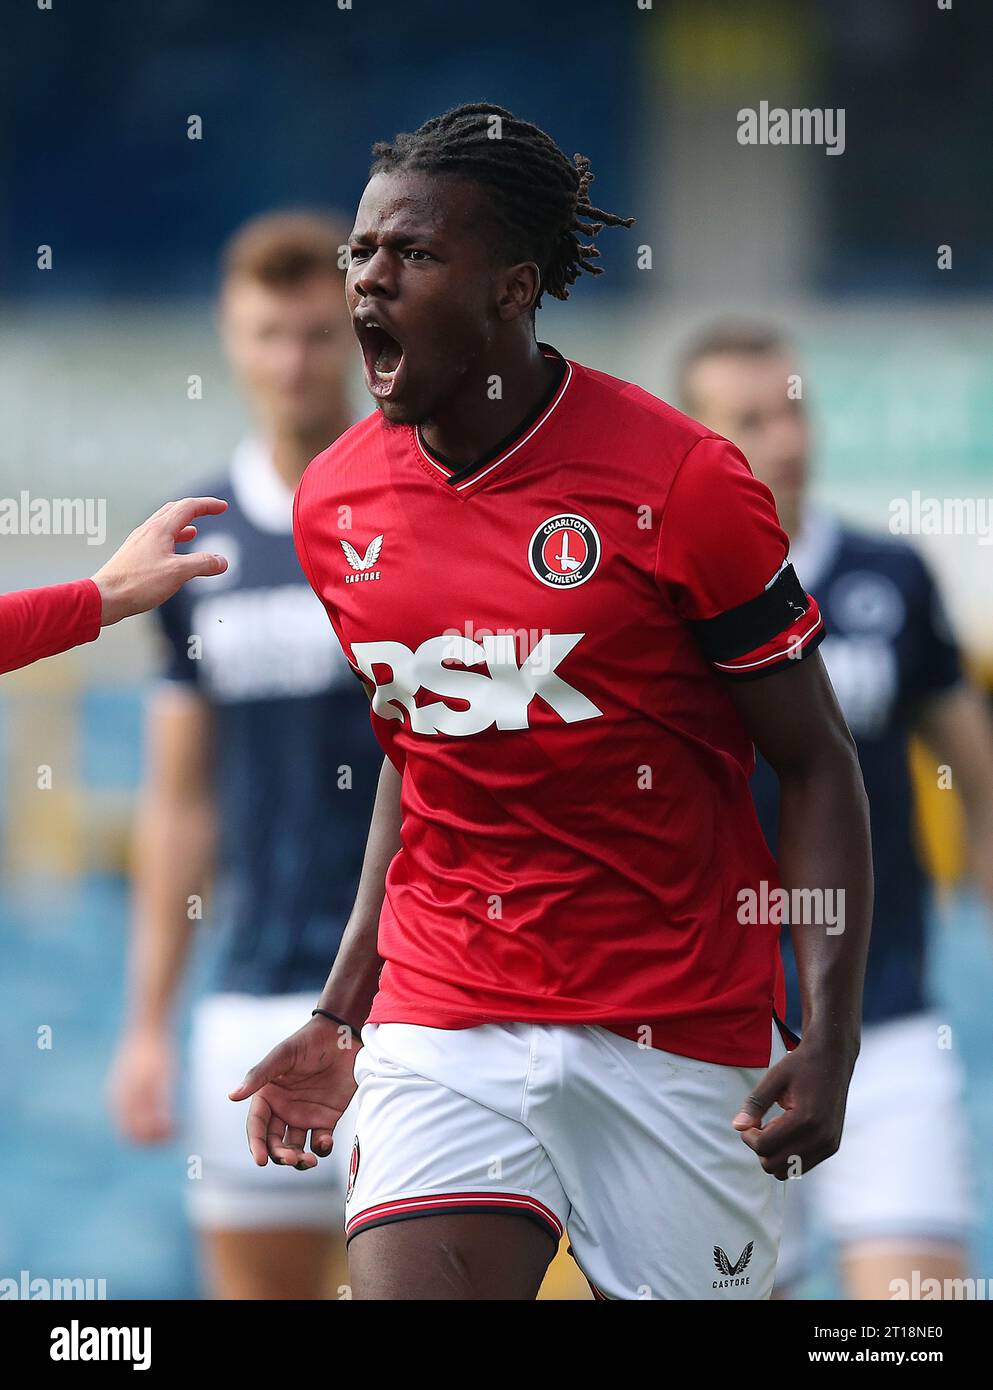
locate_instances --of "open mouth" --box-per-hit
[357,322,405,399]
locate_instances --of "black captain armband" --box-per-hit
[688,562,825,680]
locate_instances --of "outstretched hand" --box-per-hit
[91,496,229,625]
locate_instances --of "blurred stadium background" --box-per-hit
[1,0,991,1298]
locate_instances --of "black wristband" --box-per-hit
[312,1007,361,1036]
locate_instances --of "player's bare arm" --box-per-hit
[228,753,400,1168]
[107,687,216,1142]
[915,684,993,908]
[727,651,873,1179]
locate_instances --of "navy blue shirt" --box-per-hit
[155,445,380,995]
[750,513,962,1031]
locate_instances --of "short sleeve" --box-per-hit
[155,588,199,686]
[656,436,825,679]
[293,468,370,694]
[292,473,320,597]
[293,471,340,631]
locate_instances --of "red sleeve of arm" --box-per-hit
[656,436,824,679]
[292,470,321,596]
[292,469,369,689]
[0,578,102,676]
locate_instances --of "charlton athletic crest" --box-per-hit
[528,513,601,589]
[346,1136,360,1204]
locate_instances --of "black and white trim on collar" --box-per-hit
[413,347,573,493]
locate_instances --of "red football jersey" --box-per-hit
[294,346,824,1065]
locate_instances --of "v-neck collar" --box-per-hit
[411,344,573,496]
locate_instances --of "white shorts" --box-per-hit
[346,1018,789,1299]
[186,991,355,1232]
[776,1011,975,1285]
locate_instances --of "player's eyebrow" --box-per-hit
[348,226,441,249]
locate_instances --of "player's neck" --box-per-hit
[418,339,561,467]
[779,500,803,543]
[269,416,351,489]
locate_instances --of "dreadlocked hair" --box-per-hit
[369,102,635,309]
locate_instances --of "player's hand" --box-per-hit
[105,1026,176,1144]
[91,497,229,625]
[228,1015,360,1171]
[731,1035,855,1180]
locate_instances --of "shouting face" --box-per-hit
[347,171,515,426]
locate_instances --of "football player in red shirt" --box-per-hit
[230,104,873,1301]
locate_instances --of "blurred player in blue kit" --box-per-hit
[107,212,380,1298]
[679,322,993,1300]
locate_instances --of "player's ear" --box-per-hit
[495,261,541,322]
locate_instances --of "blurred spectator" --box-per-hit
[679,321,993,1300]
